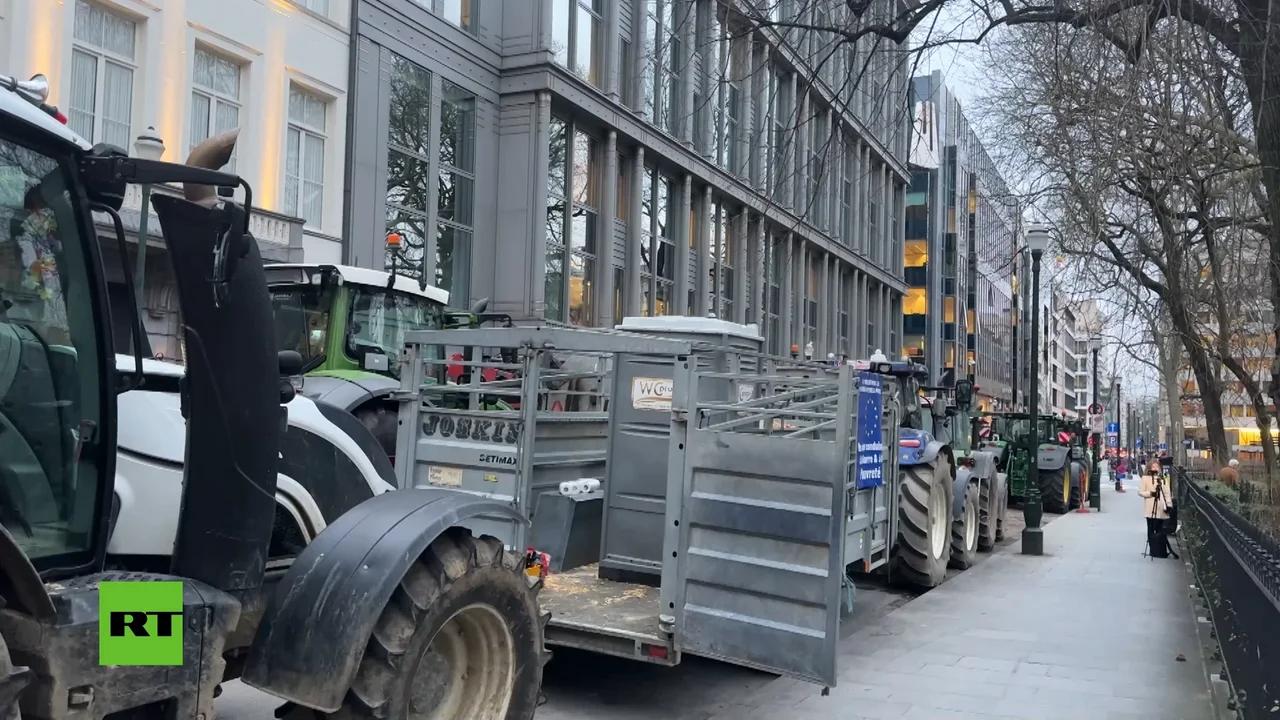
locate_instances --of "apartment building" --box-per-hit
[343,0,911,355]
[2,0,350,355]
[904,72,1017,407]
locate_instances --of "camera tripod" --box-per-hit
[1143,474,1180,559]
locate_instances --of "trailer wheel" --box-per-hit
[950,482,980,569]
[1039,466,1070,514]
[977,477,998,551]
[893,458,952,589]
[334,528,544,720]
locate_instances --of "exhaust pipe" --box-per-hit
[158,131,278,599]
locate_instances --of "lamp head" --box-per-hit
[134,125,166,161]
[1025,224,1051,257]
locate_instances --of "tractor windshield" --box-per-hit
[272,282,335,372]
[345,286,444,376]
[0,133,105,571]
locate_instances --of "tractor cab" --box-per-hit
[265,263,449,380]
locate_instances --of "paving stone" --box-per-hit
[707,486,1214,720]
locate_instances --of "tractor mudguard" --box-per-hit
[898,429,947,468]
[241,488,525,712]
[298,373,398,414]
[1036,444,1070,472]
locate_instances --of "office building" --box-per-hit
[904,72,1016,406]
[344,0,911,355]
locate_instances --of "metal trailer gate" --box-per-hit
[394,326,899,687]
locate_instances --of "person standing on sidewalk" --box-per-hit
[1139,463,1174,557]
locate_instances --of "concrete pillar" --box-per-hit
[794,93,809,218]
[733,210,748,323]
[781,233,794,354]
[676,174,692,314]
[605,0,621,100]
[754,221,767,326]
[597,131,619,325]
[818,253,830,357]
[785,72,798,210]
[627,145,645,316]
[695,186,712,317]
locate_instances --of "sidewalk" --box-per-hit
[710,483,1217,720]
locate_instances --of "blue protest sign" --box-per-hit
[856,372,885,489]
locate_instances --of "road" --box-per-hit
[215,510,1031,718]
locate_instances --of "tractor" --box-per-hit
[0,73,542,718]
[981,413,1088,514]
[859,358,991,587]
[266,258,515,459]
[979,412,1033,508]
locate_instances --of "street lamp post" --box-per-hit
[1022,226,1049,556]
[132,126,165,354]
[1089,337,1101,510]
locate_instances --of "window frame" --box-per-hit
[552,0,604,88]
[284,84,329,229]
[68,0,138,147]
[545,116,601,325]
[189,46,244,168]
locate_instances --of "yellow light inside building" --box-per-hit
[944,297,956,323]
[903,288,927,315]
[904,239,928,268]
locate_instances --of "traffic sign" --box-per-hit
[1088,413,1105,434]
[1106,422,1120,433]
[1088,402,1104,415]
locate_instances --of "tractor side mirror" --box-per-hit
[279,350,303,377]
[954,379,974,410]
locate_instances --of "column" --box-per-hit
[695,186,712,317]
[679,0,695,144]
[781,233,794,354]
[676,174,693,314]
[794,93,809,217]
[818,253,830,357]
[605,0,622,99]
[733,211,749,323]
[755,222,767,327]
[626,146,645,316]
[597,131,619,325]
[797,240,809,355]
[785,72,798,210]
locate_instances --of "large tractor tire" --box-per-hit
[995,475,1009,541]
[1039,465,1071,514]
[977,477,999,551]
[328,528,545,720]
[950,481,980,569]
[893,458,953,589]
[1068,462,1086,510]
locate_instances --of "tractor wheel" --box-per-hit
[997,474,1010,540]
[893,458,953,589]
[1068,463,1086,510]
[354,403,397,465]
[329,528,545,720]
[1040,466,1070,514]
[977,478,998,552]
[950,481,980,569]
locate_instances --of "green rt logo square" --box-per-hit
[99,581,184,666]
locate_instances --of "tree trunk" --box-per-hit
[1183,339,1231,461]
[1158,330,1187,465]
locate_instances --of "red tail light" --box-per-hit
[899,438,921,448]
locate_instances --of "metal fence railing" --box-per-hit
[1176,466,1280,718]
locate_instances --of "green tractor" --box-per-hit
[981,414,1088,513]
[266,263,513,458]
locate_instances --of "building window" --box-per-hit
[641,0,681,134]
[809,110,828,229]
[190,48,242,170]
[436,81,476,299]
[771,71,790,202]
[423,0,478,32]
[546,118,599,324]
[620,37,634,105]
[640,167,675,315]
[382,55,475,299]
[551,0,602,86]
[385,56,433,283]
[69,0,137,147]
[711,201,735,319]
[285,85,328,227]
[297,0,330,14]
